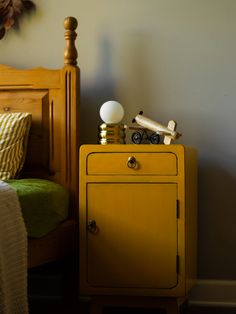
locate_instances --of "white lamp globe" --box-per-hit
[99,101,124,124]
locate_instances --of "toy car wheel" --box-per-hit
[131,132,142,144]
[150,133,160,144]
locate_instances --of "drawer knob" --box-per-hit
[88,219,98,233]
[127,156,137,169]
[3,106,10,112]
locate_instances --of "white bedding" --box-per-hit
[0,181,28,314]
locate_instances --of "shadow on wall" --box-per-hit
[80,35,117,145]
[116,31,153,123]
[80,31,155,145]
[198,161,236,280]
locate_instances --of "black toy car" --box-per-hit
[131,128,160,144]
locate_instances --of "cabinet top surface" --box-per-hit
[80,144,194,154]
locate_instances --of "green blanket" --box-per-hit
[6,179,69,238]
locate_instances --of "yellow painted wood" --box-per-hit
[87,183,177,289]
[79,144,197,300]
[87,152,177,175]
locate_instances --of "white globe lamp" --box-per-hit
[99,100,126,145]
[99,101,124,124]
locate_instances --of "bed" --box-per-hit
[0,16,80,270]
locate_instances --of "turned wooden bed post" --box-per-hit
[64,16,78,65]
[62,16,80,218]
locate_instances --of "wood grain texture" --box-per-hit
[0,17,80,268]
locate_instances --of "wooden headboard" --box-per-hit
[0,17,80,219]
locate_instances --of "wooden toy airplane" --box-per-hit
[132,111,182,145]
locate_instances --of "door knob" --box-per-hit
[88,219,98,233]
[127,156,137,169]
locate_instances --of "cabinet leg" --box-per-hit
[90,297,103,314]
[165,298,179,314]
[89,297,184,314]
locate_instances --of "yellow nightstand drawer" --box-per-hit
[86,152,177,175]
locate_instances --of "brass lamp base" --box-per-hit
[99,123,126,145]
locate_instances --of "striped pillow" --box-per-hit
[0,112,32,180]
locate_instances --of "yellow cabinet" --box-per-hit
[79,144,197,311]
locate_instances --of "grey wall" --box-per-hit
[1,0,236,280]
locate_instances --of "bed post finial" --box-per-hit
[64,16,78,65]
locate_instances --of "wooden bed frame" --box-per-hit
[0,17,80,268]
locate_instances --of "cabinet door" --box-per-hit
[86,183,178,290]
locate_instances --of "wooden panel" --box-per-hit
[0,65,61,89]
[0,90,51,174]
[87,152,177,176]
[28,220,77,268]
[87,183,178,289]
